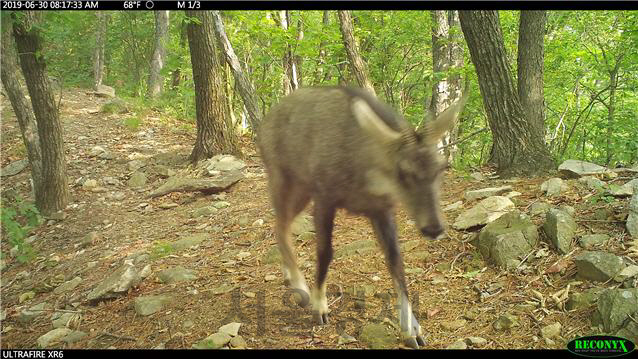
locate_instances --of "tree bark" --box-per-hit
[12,11,69,215]
[211,10,262,132]
[186,10,241,163]
[93,12,107,89]
[459,10,554,177]
[279,10,298,95]
[517,10,547,143]
[1,20,43,203]
[313,10,331,85]
[337,10,376,95]
[147,10,170,98]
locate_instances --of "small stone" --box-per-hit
[127,171,147,188]
[219,322,241,337]
[493,313,519,331]
[441,319,466,331]
[252,219,264,226]
[229,335,247,349]
[264,274,277,282]
[37,328,72,348]
[212,201,231,209]
[464,336,488,347]
[359,323,396,349]
[443,201,463,212]
[579,234,610,249]
[243,292,256,298]
[446,340,467,349]
[159,203,179,209]
[158,267,197,284]
[540,322,562,339]
[82,179,98,189]
[338,333,357,345]
[53,276,82,294]
[614,265,638,282]
[134,295,173,316]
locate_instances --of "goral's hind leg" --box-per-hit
[369,210,426,349]
[268,171,311,307]
[311,200,336,325]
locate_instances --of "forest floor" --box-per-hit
[0,88,635,349]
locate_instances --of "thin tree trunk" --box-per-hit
[313,10,331,85]
[93,12,107,89]
[606,64,619,165]
[186,10,241,163]
[1,21,43,202]
[279,10,297,95]
[294,12,304,88]
[517,10,547,143]
[459,10,554,177]
[211,10,262,132]
[12,11,69,215]
[446,10,464,163]
[148,10,170,98]
[337,10,376,95]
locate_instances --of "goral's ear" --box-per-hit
[352,97,401,144]
[422,84,470,145]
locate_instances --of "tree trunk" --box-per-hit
[337,10,376,95]
[1,20,43,203]
[517,10,547,143]
[147,10,170,98]
[211,11,262,132]
[186,10,241,163]
[459,10,554,177]
[446,10,464,163]
[294,12,304,88]
[12,11,69,215]
[313,10,331,85]
[279,10,298,95]
[93,12,107,89]
[606,63,620,165]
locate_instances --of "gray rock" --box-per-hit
[204,155,246,173]
[359,323,396,349]
[87,263,143,301]
[291,215,314,235]
[194,332,232,349]
[1,159,28,177]
[627,182,638,238]
[82,179,98,189]
[171,234,207,251]
[574,251,626,282]
[566,288,604,310]
[608,179,638,197]
[51,312,81,329]
[579,234,610,249]
[541,178,567,197]
[335,239,377,259]
[158,266,197,284]
[95,84,116,98]
[53,276,82,294]
[134,295,173,316]
[464,336,488,347]
[61,330,87,344]
[493,313,519,331]
[543,209,578,254]
[597,288,638,332]
[192,206,218,218]
[464,186,513,201]
[128,160,147,172]
[127,171,147,188]
[541,322,562,339]
[229,335,247,349]
[443,201,463,212]
[149,172,244,198]
[154,165,176,178]
[18,302,49,323]
[296,231,315,242]
[559,160,609,178]
[37,328,72,348]
[446,340,467,349]
[470,172,486,181]
[579,176,606,190]
[530,202,551,216]
[559,205,576,217]
[453,196,515,230]
[219,322,241,337]
[212,201,231,209]
[477,211,538,269]
[338,333,358,345]
[614,265,638,283]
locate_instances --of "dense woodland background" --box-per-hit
[1,10,638,350]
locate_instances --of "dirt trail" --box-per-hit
[0,88,623,349]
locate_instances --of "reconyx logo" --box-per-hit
[567,335,635,357]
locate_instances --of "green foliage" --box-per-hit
[150,240,173,259]
[33,9,636,171]
[1,195,41,263]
